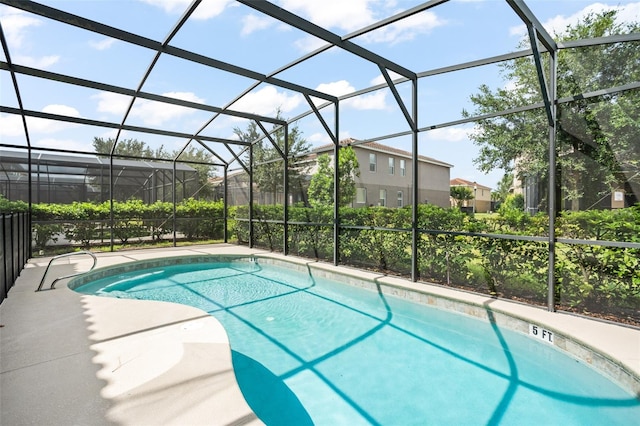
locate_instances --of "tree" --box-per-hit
[175,145,216,199]
[491,173,513,203]
[308,146,360,207]
[234,110,310,204]
[92,137,216,200]
[92,137,168,159]
[450,186,474,208]
[464,10,640,209]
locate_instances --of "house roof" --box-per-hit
[450,177,491,190]
[314,138,453,168]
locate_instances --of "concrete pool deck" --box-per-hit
[1,244,639,425]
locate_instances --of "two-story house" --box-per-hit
[449,177,492,213]
[313,139,452,208]
[214,139,452,208]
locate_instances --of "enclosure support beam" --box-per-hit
[223,166,228,243]
[411,78,419,283]
[528,25,554,126]
[304,95,335,142]
[2,0,335,104]
[109,157,114,252]
[547,51,558,312]
[0,106,251,147]
[172,160,177,247]
[256,122,286,160]
[283,124,290,255]
[1,23,33,257]
[378,64,419,281]
[300,94,340,263]
[249,144,254,249]
[507,0,557,53]
[237,0,416,80]
[333,102,340,266]
[0,62,286,126]
[378,65,416,132]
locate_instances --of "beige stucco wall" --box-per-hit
[352,147,451,208]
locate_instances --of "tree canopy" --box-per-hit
[308,146,360,207]
[92,137,164,159]
[92,137,216,198]
[450,186,474,208]
[464,10,640,209]
[492,173,514,203]
[234,111,310,204]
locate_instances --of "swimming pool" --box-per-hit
[72,255,640,425]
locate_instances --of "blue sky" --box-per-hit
[1,0,639,189]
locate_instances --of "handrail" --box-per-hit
[35,251,98,292]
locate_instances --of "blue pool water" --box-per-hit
[74,259,640,425]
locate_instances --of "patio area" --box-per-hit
[1,244,638,425]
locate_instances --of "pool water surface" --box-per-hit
[74,259,640,425]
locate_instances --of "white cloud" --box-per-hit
[230,86,302,116]
[314,80,388,110]
[96,129,137,141]
[293,35,329,53]
[316,80,354,97]
[278,0,446,47]
[42,104,82,117]
[509,24,527,38]
[339,129,353,139]
[88,38,116,50]
[615,2,640,23]
[193,0,233,19]
[132,92,206,126]
[0,114,25,137]
[279,0,376,32]
[138,0,190,14]
[362,11,446,45]
[33,137,94,152]
[544,2,640,36]
[93,92,131,115]
[93,91,205,126]
[241,14,276,36]
[0,105,82,137]
[344,91,387,110]
[1,7,61,69]
[423,126,471,142]
[0,6,42,49]
[307,132,331,145]
[138,0,232,19]
[370,71,406,86]
[13,55,60,69]
[510,2,640,39]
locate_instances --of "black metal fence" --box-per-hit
[1,212,30,304]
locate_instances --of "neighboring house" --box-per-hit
[449,178,492,213]
[214,138,453,208]
[313,139,452,208]
[511,154,636,213]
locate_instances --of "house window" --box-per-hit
[379,189,386,206]
[388,157,395,175]
[356,187,367,204]
[400,159,406,176]
[397,191,403,207]
[369,153,377,172]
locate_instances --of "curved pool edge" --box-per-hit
[69,251,640,399]
[77,293,263,425]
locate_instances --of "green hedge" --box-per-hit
[0,197,224,248]
[1,194,637,321]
